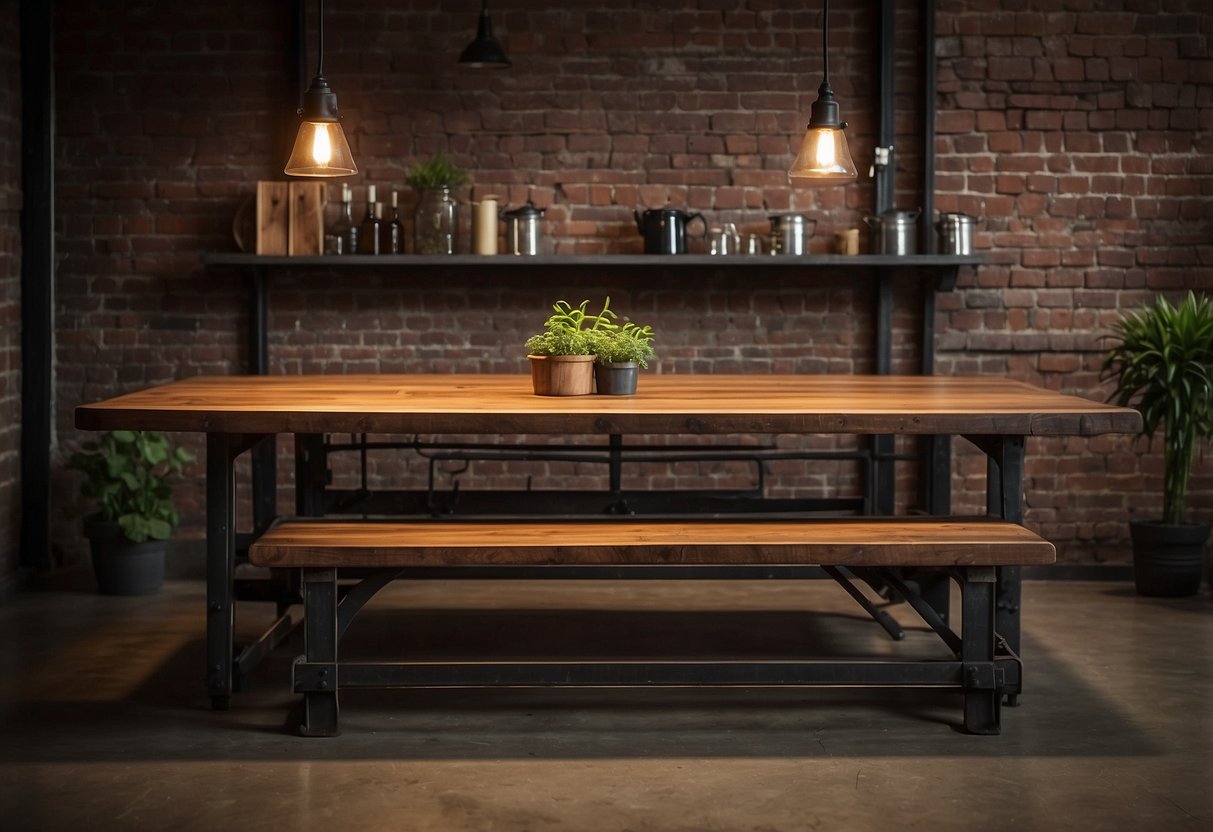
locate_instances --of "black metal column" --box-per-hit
[18,0,53,572]
[872,273,896,514]
[246,266,277,533]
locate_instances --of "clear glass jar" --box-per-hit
[414,186,458,255]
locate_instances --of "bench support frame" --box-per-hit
[293,562,1020,737]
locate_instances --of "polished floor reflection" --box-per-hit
[1,576,1210,831]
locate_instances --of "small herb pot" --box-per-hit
[594,362,639,395]
[528,354,595,396]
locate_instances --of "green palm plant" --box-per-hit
[1101,291,1213,525]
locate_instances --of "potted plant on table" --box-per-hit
[1101,290,1213,597]
[587,305,656,395]
[67,430,195,595]
[525,298,614,396]
[407,152,470,255]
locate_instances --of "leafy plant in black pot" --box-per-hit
[67,430,195,595]
[1102,291,1213,596]
[587,299,656,395]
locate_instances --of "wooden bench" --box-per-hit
[249,517,1055,737]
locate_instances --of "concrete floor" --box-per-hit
[0,574,1210,831]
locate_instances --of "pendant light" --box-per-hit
[788,0,857,186]
[284,0,357,177]
[458,0,511,68]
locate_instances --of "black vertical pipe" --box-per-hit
[920,0,937,254]
[870,0,898,515]
[874,0,896,214]
[19,0,53,572]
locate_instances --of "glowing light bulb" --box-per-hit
[815,130,837,169]
[312,124,332,165]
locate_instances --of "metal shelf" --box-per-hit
[203,252,987,270]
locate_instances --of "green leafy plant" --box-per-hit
[589,322,656,367]
[405,152,471,191]
[525,298,614,356]
[1101,291,1213,525]
[67,430,196,543]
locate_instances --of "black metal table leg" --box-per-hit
[961,566,1001,734]
[298,568,340,737]
[206,433,239,710]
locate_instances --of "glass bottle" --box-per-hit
[359,185,380,255]
[327,183,358,255]
[414,185,457,255]
[383,190,403,255]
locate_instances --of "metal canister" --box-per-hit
[501,200,545,256]
[767,214,815,256]
[865,209,921,255]
[937,212,975,255]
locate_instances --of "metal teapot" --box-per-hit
[633,206,707,254]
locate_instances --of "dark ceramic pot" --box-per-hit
[594,362,639,395]
[1129,520,1209,598]
[84,519,166,596]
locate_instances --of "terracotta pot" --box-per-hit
[528,354,594,396]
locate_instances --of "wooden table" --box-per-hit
[76,374,1141,710]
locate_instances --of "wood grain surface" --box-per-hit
[247,516,1056,568]
[75,374,1142,437]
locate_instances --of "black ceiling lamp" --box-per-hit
[458,0,511,68]
[284,0,357,177]
[788,0,858,186]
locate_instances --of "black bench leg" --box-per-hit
[298,568,340,737]
[961,566,1002,735]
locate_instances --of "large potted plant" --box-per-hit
[588,303,656,396]
[524,298,613,396]
[407,152,470,255]
[67,430,195,595]
[1102,291,1213,597]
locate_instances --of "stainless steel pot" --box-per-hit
[767,214,816,256]
[936,212,975,255]
[501,200,546,256]
[864,209,921,255]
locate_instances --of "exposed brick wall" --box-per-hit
[50,0,1212,567]
[1,0,22,582]
[935,1,1213,560]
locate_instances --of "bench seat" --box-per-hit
[249,516,1053,737]
[248,516,1055,568]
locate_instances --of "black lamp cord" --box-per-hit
[822,0,830,85]
[316,0,325,78]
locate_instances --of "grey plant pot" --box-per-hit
[594,362,639,395]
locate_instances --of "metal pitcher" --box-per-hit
[633,206,707,255]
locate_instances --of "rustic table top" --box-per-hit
[75,374,1142,437]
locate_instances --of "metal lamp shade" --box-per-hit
[458,9,511,67]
